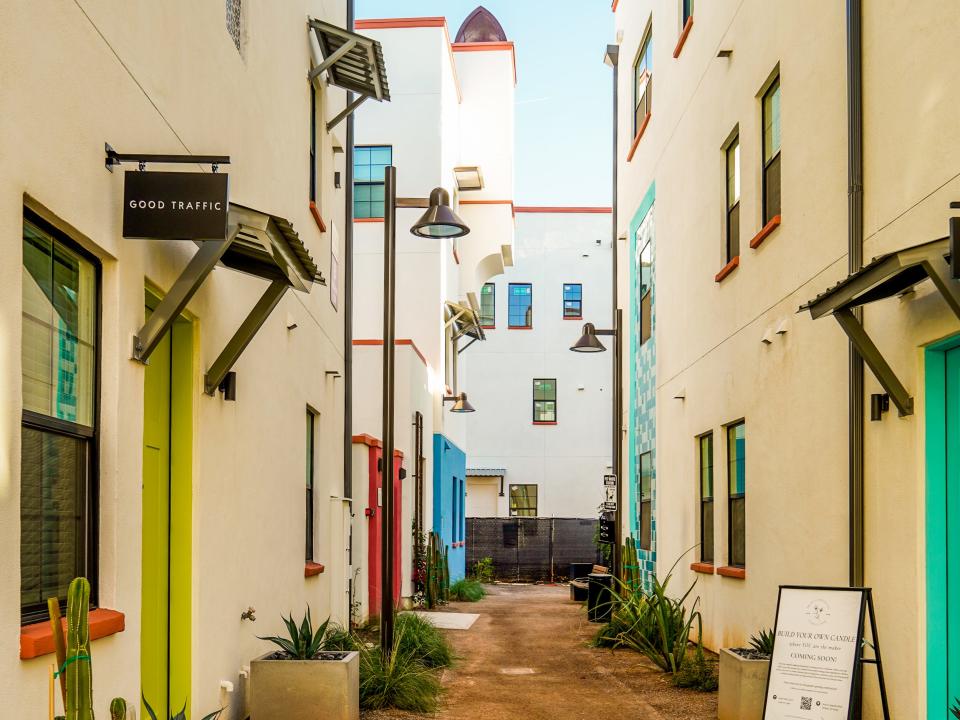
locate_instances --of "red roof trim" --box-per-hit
[514,206,612,214]
[611,0,620,11]
[353,338,429,369]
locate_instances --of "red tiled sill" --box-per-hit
[717,566,746,580]
[21,609,125,660]
[305,562,325,578]
[509,326,533,330]
[673,17,694,58]
[480,325,495,330]
[626,112,652,162]
[690,562,715,575]
[749,215,782,249]
[714,255,740,282]
[533,421,558,426]
[354,217,384,223]
[309,201,327,233]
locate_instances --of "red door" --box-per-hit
[367,445,403,615]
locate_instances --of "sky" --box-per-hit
[356,0,614,207]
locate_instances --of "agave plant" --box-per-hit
[951,699,960,719]
[749,627,775,655]
[259,606,333,660]
[143,697,222,720]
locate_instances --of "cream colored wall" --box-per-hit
[614,1,960,717]
[1,0,348,716]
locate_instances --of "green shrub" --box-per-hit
[359,624,443,712]
[471,557,495,583]
[258,607,334,659]
[672,647,718,692]
[322,622,360,652]
[749,627,775,655]
[395,613,454,668]
[450,578,486,602]
[143,697,222,720]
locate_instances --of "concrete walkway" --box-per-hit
[365,583,717,719]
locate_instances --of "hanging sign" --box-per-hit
[603,474,618,487]
[123,171,229,240]
[598,518,615,544]
[763,586,889,720]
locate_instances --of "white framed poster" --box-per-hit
[763,586,866,719]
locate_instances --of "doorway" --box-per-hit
[926,337,960,717]
[142,295,193,718]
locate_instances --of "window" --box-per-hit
[354,145,392,219]
[682,0,694,24]
[21,211,99,623]
[509,484,538,517]
[633,28,653,134]
[310,85,318,204]
[725,133,741,262]
[533,379,557,423]
[762,76,781,223]
[225,0,242,53]
[727,422,746,567]
[479,283,495,328]
[639,452,653,550]
[508,283,533,328]
[699,433,714,563]
[638,236,652,345]
[563,283,582,318]
[306,409,317,562]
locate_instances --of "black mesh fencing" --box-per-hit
[466,517,601,582]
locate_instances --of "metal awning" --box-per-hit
[308,18,390,131]
[467,468,506,477]
[445,300,486,344]
[800,236,960,416]
[133,204,325,397]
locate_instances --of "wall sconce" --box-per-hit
[218,371,237,401]
[870,393,890,421]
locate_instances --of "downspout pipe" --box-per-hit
[846,0,865,588]
[344,0,355,501]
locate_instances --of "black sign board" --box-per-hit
[598,518,616,544]
[123,171,229,240]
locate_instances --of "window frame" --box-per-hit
[306,407,317,562]
[353,145,392,219]
[698,432,714,563]
[633,27,653,135]
[724,130,741,262]
[532,378,557,423]
[562,283,583,319]
[508,283,533,329]
[761,74,782,224]
[479,282,496,328]
[309,84,318,205]
[20,208,101,625]
[681,0,694,25]
[638,235,652,345]
[726,420,746,568]
[639,451,653,551]
[509,484,538,517]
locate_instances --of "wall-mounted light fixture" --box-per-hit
[218,371,237,401]
[443,392,476,413]
[334,171,342,189]
[870,393,890,421]
[453,166,484,192]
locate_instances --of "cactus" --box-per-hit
[65,577,94,720]
[48,597,68,706]
[109,699,126,720]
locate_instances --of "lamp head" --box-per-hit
[411,188,470,238]
[570,322,607,353]
[444,392,476,413]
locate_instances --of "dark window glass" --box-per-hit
[508,283,533,328]
[306,409,316,562]
[509,484,537,517]
[533,378,557,423]
[639,452,653,550]
[563,283,582,318]
[682,0,694,24]
[762,77,782,223]
[726,135,740,262]
[310,85,317,203]
[479,283,495,327]
[21,212,98,623]
[639,239,652,345]
[727,422,745,567]
[634,30,653,134]
[699,434,714,563]
[353,145,392,219]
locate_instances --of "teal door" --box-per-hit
[927,340,960,717]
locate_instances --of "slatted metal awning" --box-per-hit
[308,18,390,130]
[446,300,486,344]
[800,236,960,416]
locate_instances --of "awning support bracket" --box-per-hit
[133,235,236,363]
[204,280,289,396]
[326,95,368,132]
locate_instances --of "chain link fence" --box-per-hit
[466,517,601,582]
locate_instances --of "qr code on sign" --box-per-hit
[800,696,813,711]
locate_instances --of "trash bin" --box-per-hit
[569,562,593,581]
[586,572,613,623]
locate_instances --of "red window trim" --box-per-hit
[690,561,715,575]
[532,421,558,426]
[626,112,652,162]
[717,565,746,579]
[749,215,782,249]
[304,562,325,577]
[354,217,384,223]
[309,201,327,233]
[673,17,694,58]
[508,325,533,330]
[714,255,740,282]
[563,315,583,321]
[480,324,496,330]
[21,609,125,659]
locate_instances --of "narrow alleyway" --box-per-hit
[364,584,717,720]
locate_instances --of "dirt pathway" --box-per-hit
[364,583,717,720]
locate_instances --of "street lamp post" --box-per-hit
[379,166,470,658]
[570,314,623,579]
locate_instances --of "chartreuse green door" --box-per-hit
[142,297,193,718]
[926,337,960,718]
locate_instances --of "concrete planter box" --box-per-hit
[718,648,770,720]
[250,650,359,720]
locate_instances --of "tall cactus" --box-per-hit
[65,577,94,720]
[109,699,126,720]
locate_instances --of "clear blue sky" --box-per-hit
[356,0,613,207]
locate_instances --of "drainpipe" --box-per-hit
[343,0,355,502]
[846,0,865,588]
